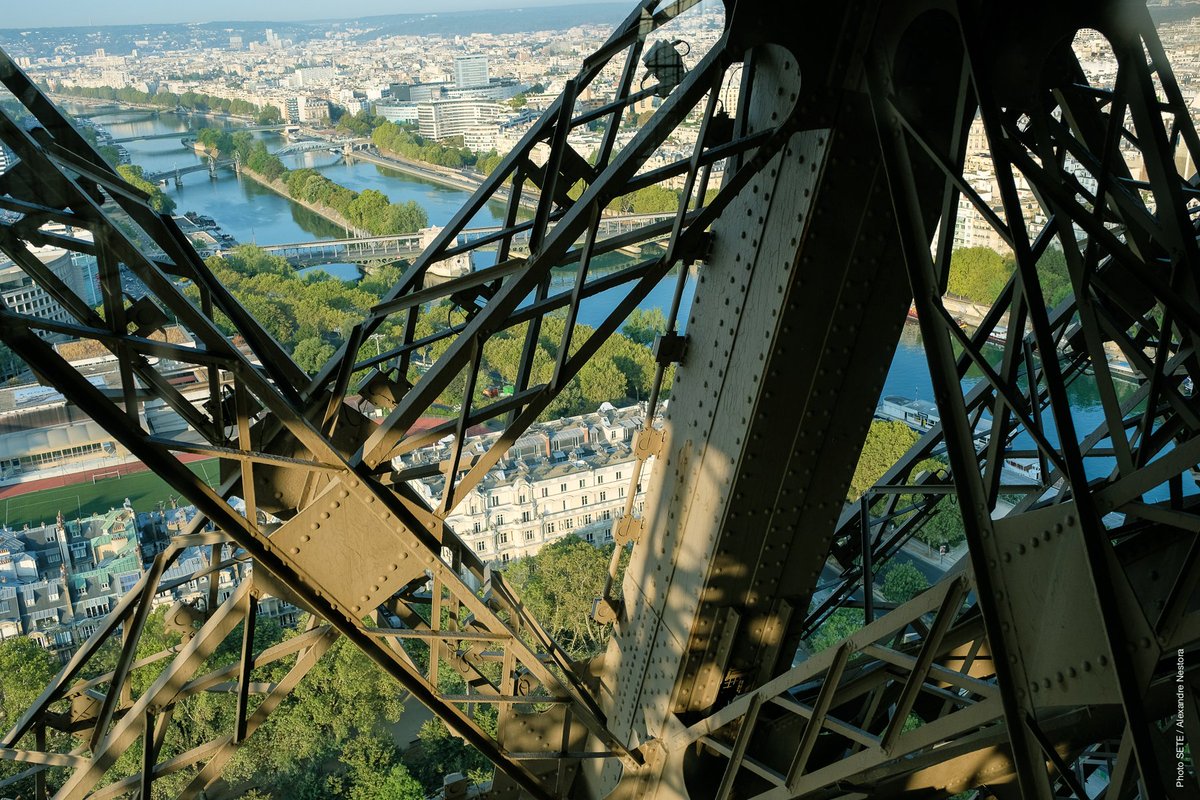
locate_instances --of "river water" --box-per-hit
[85,106,1164,497]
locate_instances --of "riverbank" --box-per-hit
[352,147,538,212]
[50,92,262,127]
[237,166,370,238]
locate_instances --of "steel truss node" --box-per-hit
[0,1,1197,798]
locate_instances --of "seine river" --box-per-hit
[84,106,1152,494]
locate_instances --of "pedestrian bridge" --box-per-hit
[273,140,336,155]
[145,159,235,183]
[257,213,676,268]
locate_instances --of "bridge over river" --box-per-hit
[143,137,373,184]
[112,125,287,143]
[144,158,235,184]
[256,212,677,269]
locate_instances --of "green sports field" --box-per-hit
[1,460,219,530]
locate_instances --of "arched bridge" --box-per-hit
[258,212,678,268]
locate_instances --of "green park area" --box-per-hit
[1,460,218,530]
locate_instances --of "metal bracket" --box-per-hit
[634,427,666,461]
[163,601,205,642]
[652,332,687,365]
[592,597,623,626]
[613,514,646,547]
[126,296,169,338]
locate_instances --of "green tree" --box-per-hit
[1037,246,1073,309]
[372,121,481,169]
[408,718,493,792]
[578,358,628,406]
[0,637,59,731]
[292,337,335,374]
[618,185,679,214]
[337,109,380,137]
[915,495,965,549]
[340,731,424,800]
[258,104,284,124]
[195,126,234,155]
[375,765,427,800]
[0,638,72,795]
[848,420,920,501]
[622,307,666,346]
[946,246,1013,305]
[881,561,930,604]
[503,536,614,658]
[116,164,176,214]
[808,608,864,654]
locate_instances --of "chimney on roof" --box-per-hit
[59,564,75,621]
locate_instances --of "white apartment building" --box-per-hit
[417,98,503,141]
[399,403,658,565]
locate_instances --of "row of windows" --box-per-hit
[16,442,107,469]
[474,486,641,519]
[475,524,615,554]
[473,470,630,511]
[471,499,624,533]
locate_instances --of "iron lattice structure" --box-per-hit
[0,0,1196,798]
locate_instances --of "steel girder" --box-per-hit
[0,1,1196,799]
[582,1,1200,799]
[0,2,785,797]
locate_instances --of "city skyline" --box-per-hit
[1,0,626,30]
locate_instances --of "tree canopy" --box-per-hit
[1036,246,1073,309]
[914,495,966,549]
[373,122,477,170]
[946,246,1014,305]
[54,84,262,117]
[881,561,931,604]
[617,185,680,214]
[195,126,235,156]
[227,136,428,236]
[116,164,175,213]
[807,608,865,654]
[623,307,666,346]
[847,420,920,501]
[503,535,617,659]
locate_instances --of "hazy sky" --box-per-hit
[4,0,622,28]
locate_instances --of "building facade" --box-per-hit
[417,98,503,141]
[454,55,490,90]
[400,403,658,566]
[0,241,100,339]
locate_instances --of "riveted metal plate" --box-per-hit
[270,475,428,616]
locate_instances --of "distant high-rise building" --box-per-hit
[229,35,244,50]
[454,54,489,90]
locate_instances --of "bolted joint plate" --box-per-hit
[613,515,645,547]
[633,428,666,462]
[990,502,1155,707]
[164,599,205,640]
[651,332,687,366]
[269,474,431,618]
[593,597,623,626]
